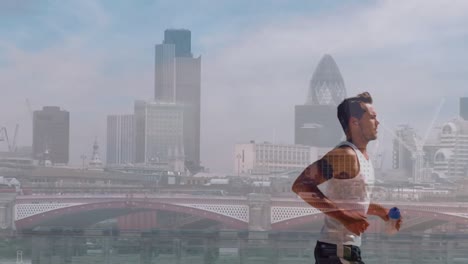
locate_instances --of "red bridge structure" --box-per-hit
[13,193,468,233]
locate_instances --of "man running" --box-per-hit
[292,92,401,263]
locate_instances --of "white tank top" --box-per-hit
[319,141,375,246]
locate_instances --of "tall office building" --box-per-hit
[154,29,201,173]
[134,100,184,166]
[32,106,69,164]
[294,54,346,147]
[461,97,468,120]
[164,29,192,57]
[154,44,176,102]
[392,125,418,174]
[106,114,134,165]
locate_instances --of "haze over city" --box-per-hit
[1,0,468,172]
[3,1,468,264]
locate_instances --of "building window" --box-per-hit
[442,125,453,134]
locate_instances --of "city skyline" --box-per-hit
[1,1,468,172]
[2,3,468,263]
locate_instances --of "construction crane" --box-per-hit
[0,98,32,153]
[0,125,19,152]
[381,98,445,183]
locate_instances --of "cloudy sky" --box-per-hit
[1,0,468,172]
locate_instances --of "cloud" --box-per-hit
[200,0,468,171]
[0,0,42,16]
[2,0,468,172]
[0,1,151,161]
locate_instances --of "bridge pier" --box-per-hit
[0,192,16,231]
[247,193,271,241]
[237,194,272,264]
[248,193,271,231]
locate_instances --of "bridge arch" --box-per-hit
[272,213,324,230]
[397,208,468,232]
[15,200,247,230]
[271,208,468,231]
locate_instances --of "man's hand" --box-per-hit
[396,218,403,231]
[381,211,403,232]
[390,217,403,231]
[339,210,369,236]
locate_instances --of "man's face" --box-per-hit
[358,103,379,141]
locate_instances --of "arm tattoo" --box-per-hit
[317,159,334,180]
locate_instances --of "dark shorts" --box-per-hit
[314,241,365,264]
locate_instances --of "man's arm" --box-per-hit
[291,159,345,220]
[367,203,389,221]
[291,148,369,235]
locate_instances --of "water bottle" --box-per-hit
[385,207,401,235]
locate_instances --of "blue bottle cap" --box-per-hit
[388,207,401,219]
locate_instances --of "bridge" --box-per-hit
[2,193,467,233]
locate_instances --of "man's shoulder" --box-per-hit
[321,146,359,179]
[323,145,357,159]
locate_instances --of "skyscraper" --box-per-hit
[461,97,468,120]
[154,44,176,102]
[392,125,417,174]
[134,100,184,166]
[106,114,134,165]
[32,106,69,164]
[306,54,346,106]
[154,29,201,173]
[164,29,192,57]
[294,54,346,147]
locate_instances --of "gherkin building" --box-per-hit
[306,54,346,106]
[295,54,346,148]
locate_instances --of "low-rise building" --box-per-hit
[234,141,327,175]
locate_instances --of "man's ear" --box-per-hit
[350,117,359,127]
